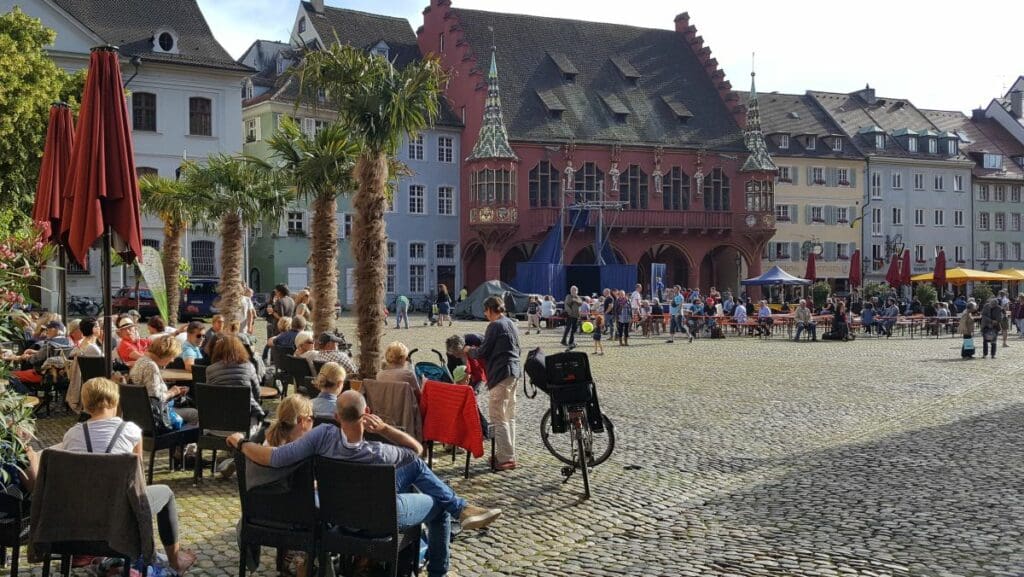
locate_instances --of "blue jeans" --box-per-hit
[396,307,409,329]
[395,458,466,577]
[794,322,817,340]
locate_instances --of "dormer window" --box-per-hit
[371,42,390,60]
[601,94,629,123]
[276,54,288,75]
[661,96,692,124]
[536,89,566,120]
[831,137,842,152]
[947,139,957,155]
[983,154,1003,169]
[1014,156,1024,168]
[778,134,789,149]
[806,136,816,150]
[875,134,885,149]
[243,79,254,100]
[548,52,579,84]
[611,56,641,87]
[298,17,306,34]
[152,28,179,54]
[907,137,917,152]
[928,139,937,154]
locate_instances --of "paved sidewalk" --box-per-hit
[26,319,1024,576]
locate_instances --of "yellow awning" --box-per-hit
[911,267,1017,284]
[993,269,1024,280]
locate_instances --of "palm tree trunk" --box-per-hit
[310,193,338,337]
[219,211,244,324]
[163,222,183,326]
[352,154,388,378]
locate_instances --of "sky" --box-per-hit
[196,0,1024,113]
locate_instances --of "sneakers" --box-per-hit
[216,458,236,480]
[495,460,517,471]
[459,504,502,530]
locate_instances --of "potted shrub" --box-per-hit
[0,387,36,491]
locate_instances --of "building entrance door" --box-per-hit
[436,266,455,294]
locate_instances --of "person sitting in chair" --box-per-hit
[793,299,817,342]
[226,390,501,577]
[5,320,72,394]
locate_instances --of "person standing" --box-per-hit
[630,284,643,314]
[980,297,1004,359]
[601,288,615,337]
[960,301,977,359]
[540,295,555,331]
[654,276,665,302]
[561,286,582,347]
[1013,294,1024,339]
[395,294,410,329]
[267,284,295,339]
[435,284,453,328]
[998,289,1011,347]
[241,287,257,336]
[466,296,521,470]
[614,290,632,346]
[526,296,541,334]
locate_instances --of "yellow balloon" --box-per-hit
[581,321,594,334]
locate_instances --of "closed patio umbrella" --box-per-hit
[848,249,861,289]
[804,251,817,282]
[63,46,144,376]
[885,255,901,288]
[900,249,912,289]
[933,250,947,295]
[32,102,75,322]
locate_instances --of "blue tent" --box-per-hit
[740,265,812,286]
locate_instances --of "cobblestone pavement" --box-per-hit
[24,317,1024,577]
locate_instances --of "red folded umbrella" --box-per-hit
[804,251,817,282]
[63,47,143,267]
[33,103,75,243]
[933,250,947,288]
[849,249,861,288]
[885,255,901,287]
[900,249,912,288]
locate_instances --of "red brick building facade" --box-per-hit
[419,0,776,295]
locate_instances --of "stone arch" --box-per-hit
[699,244,753,297]
[500,244,533,284]
[638,243,695,289]
[463,242,486,291]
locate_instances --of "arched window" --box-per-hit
[663,167,690,210]
[471,169,514,205]
[191,240,215,277]
[703,168,730,212]
[529,161,560,207]
[620,165,648,209]
[573,162,604,202]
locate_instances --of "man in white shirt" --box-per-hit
[240,287,256,335]
[630,284,643,312]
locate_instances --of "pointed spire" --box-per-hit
[468,45,518,162]
[740,60,777,173]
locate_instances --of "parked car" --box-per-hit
[112,288,159,318]
[179,278,220,320]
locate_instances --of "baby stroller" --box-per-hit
[409,348,453,384]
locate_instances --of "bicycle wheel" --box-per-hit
[540,409,575,466]
[585,415,616,467]
[575,418,590,499]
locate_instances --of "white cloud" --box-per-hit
[199,0,1024,112]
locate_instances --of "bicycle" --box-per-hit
[532,348,615,500]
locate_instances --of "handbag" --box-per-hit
[148,397,183,433]
[962,336,975,351]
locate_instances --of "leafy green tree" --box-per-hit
[0,8,73,221]
[914,283,938,308]
[140,175,205,325]
[971,283,994,304]
[186,155,291,324]
[298,45,445,376]
[266,117,358,336]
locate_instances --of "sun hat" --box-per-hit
[452,365,468,383]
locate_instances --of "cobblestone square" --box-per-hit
[28,318,1024,577]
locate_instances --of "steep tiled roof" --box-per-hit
[734,90,862,159]
[468,48,517,161]
[300,2,420,69]
[739,73,776,173]
[922,109,1024,180]
[809,90,962,160]
[51,0,250,72]
[450,8,743,149]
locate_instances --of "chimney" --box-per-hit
[311,0,324,14]
[856,83,876,106]
[674,12,690,34]
[972,108,986,121]
[1012,90,1023,119]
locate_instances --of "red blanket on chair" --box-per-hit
[420,380,484,458]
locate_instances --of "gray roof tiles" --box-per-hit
[51,0,250,72]
[922,109,1024,179]
[733,91,861,159]
[450,7,743,149]
[300,1,420,69]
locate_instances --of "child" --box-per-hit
[453,365,470,385]
[527,297,541,334]
[312,362,346,418]
[593,314,605,355]
[639,300,652,337]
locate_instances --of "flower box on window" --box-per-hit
[838,255,850,260]
[814,179,826,185]
[776,216,790,222]
[838,179,850,186]
[287,229,306,237]
[811,218,825,223]
[837,218,849,224]
[778,177,793,183]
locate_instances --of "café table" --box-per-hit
[161,368,194,383]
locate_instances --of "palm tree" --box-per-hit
[139,175,201,326]
[186,155,290,325]
[299,45,444,377]
[266,117,358,336]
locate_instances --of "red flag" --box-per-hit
[804,251,817,282]
[885,255,901,287]
[64,47,144,267]
[849,249,861,288]
[900,249,912,287]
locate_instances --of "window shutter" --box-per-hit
[790,241,801,261]
[849,169,856,187]
[254,117,262,142]
[790,204,799,222]
[827,168,836,187]
[825,205,835,225]
[825,242,837,261]
[767,242,775,261]
[337,212,345,239]
[849,206,857,224]
[277,215,288,237]
[791,168,799,185]
[805,206,812,225]
[303,117,314,137]
[806,167,814,186]
[849,241,858,255]
[304,212,311,237]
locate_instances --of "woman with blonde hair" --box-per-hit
[312,362,346,417]
[265,394,314,448]
[376,341,420,397]
[130,335,197,425]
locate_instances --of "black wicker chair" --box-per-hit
[193,384,253,485]
[118,384,200,484]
